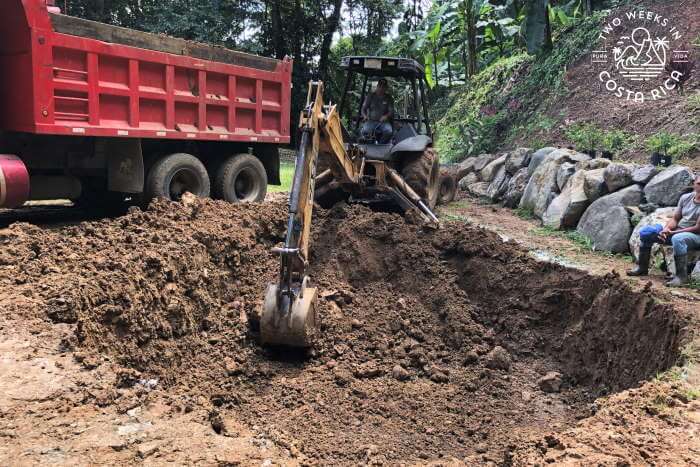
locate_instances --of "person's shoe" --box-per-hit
[627,248,652,276]
[666,255,689,287]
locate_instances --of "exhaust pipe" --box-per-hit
[0,155,30,208]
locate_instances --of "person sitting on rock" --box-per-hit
[628,173,700,286]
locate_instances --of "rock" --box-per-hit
[466,182,491,198]
[527,147,557,176]
[644,165,695,206]
[391,365,410,381]
[454,159,478,180]
[481,154,507,182]
[224,358,243,376]
[692,262,700,281]
[628,207,676,261]
[519,149,590,218]
[472,153,498,173]
[458,172,479,191]
[137,441,160,459]
[503,168,529,208]
[354,361,382,378]
[578,158,611,170]
[464,351,479,365]
[603,163,635,192]
[576,185,644,253]
[351,318,363,329]
[485,166,510,202]
[537,372,563,393]
[429,367,449,383]
[484,346,511,371]
[505,148,533,175]
[543,171,590,229]
[632,165,659,184]
[583,168,608,202]
[556,162,576,191]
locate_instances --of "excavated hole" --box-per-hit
[0,198,685,465]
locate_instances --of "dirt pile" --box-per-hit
[0,197,687,464]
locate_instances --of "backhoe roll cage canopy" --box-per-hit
[339,56,425,79]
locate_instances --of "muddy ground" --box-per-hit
[0,197,697,465]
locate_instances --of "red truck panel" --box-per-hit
[0,0,292,144]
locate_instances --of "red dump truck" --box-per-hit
[0,0,292,208]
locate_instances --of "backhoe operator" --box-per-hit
[361,78,394,144]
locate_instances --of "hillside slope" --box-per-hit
[436,0,699,168]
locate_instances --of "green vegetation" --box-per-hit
[436,12,606,162]
[602,129,633,153]
[565,123,603,154]
[531,225,621,257]
[645,132,699,158]
[564,124,634,154]
[268,161,295,193]
[514,206,535,220]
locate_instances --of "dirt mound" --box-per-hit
[0,198,687,464]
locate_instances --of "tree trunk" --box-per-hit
[465,1,478,77]
[318,0,344,83]
[447,55,452,87]
[269,0,287,59]
[585,0,593,16]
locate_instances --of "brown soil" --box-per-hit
[0,196,693,465]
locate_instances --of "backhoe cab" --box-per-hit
[261,57,440,348]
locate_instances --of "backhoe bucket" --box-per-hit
[261,282,318,347]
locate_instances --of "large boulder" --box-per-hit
[519,149,590,218]
[603,163,636,192]
[467,182,491,198]
[458,173,479,191]
[583,168,608,202]
[644,165,695,206]
[576,185,644,253]
[486,166,510,202]
[543,171,590,229]
[503,168,529,208]
[628,207,676,261]
[632,165,659,185]
[556,162,577,191]
[527,147,557,177]
[505,148,533,175]
[455,153,498,180]
[473,153,498,173]
[481,154,507,183]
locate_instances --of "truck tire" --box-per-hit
[401,147,440,209]
[213,154,267,203]
[145,153,210,202]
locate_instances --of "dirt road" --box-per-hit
[0,196,698,465]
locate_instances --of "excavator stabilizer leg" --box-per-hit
[261,280,318,347]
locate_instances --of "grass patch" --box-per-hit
[268,161,295,193]
[514,207,535,220]
[531,225,621,257]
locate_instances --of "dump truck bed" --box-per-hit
[0,0,292,144]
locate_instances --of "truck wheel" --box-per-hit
[401,147,440,209]
[213,154,267,203]
[145,153,210,202]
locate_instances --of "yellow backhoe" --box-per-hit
[261,57,441,347]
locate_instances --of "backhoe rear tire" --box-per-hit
[401,147,440,209]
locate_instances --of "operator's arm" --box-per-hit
[361,95,370,120]
[381,95,395,122]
